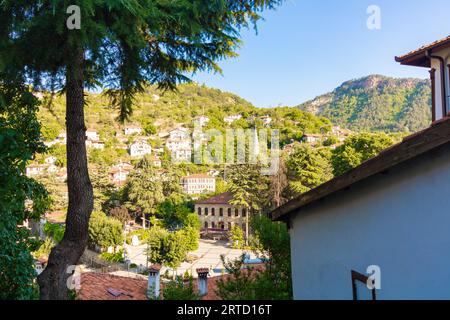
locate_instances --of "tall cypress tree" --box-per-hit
[0,1,283,299]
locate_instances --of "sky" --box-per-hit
[192,0,450,108]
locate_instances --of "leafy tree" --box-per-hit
[163,276,200,301]
[286,145,333,196]
[331,133,395,176]
[0,81,50,299]
[162,230,189,269]
[229,226,245,249]
[216,254,257,300]
[0,0,283,299]
[157,199,200,230]
[250,215,292,300]
[227,163,270,241]
[43,223,66,244]
[108,205,131,225]
[124,157,165,228]
[88,211,124,251]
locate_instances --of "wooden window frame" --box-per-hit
[430,68,437,122]
[351,270,376,301]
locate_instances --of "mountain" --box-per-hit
[297,75,432,133]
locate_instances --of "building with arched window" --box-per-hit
[195,192,248,237]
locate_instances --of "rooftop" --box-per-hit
[395,35,450,67]
[271,117,450,222]
[196,192,234,205]
[183,174,215,179]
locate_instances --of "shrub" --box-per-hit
[100,250,125,263]
[163,276,200,300]
[88,211,124,250]
[229,226,245,249]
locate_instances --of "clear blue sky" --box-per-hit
[192,0,450,108]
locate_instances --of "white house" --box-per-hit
[169,127,190,140]
[86,129,100,142]
[181,174,216,195]
[109,162,133,186]
[302,133,322,144]
[26,165,47,177]
[149,155,162,168]
[130,140,152,157]
[271,37,450,300]
[224,114,242,125]
[170,148,192,163]
[124,126,143,135]
[86,140,105,150]
[45,156,57,165]
[260,115,272,126]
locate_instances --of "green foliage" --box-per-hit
[230,226,245,249]
[298,75,432,133]
[32,238,55,260]
[250,215,292,300]
[163,276,200,301]
[108,205,131,225]
[216,254,257,300]
[99,250,125,263]
[323,135,339,146]
[0,82,50,299]
[331,132,396,176]
[157,199,200,230]
[88,211,124,250]
[43,223,65,243]
[286,145,333,195]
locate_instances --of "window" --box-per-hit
[351,270,376,301]
[228,222,232,230]
[211,222,215,229]
[204,221,208,229]
[219,208,223,217]
[198,207,201,216]
[228,208,232,217]
[242,208,247,217]
[242,223,246,232]
[235,208,239,217]
[211,208,215,216]
[220,222,225,230]
[205,208,208,216]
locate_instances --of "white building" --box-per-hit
[302,133,322,144]
[45,156,57,165]
[26,165,47,177]
[181,174,216,195]
[129,140,152,157]
[260,115,272,126]
[109,162,133,186]
[86,140,105,150]
[170,148,192,163]
[86,130,100,142]
[149,155,162,168]
[124,126,143,136]
[271,38,450,300]
[169,127,190,140]
[224,114,242,125]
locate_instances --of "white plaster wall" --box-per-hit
[290,145,450,300]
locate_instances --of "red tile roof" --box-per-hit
[195,192,234,205]
[183,174,214,179]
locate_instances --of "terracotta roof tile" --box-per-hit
[195,192,234,205]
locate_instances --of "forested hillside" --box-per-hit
[297,75,432,133]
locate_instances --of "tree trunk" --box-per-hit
[38,48,93,300]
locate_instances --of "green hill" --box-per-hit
[297,75,432,133]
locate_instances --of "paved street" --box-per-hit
[124,239,255,278]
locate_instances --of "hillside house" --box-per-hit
[181,174,216,195]
[195,192,247,234]
[224,114,242,124]
[45,156,57,165]
[260,115,272,126]
[109,162,133,186]
[271,36,450,300]
[149,155,162,167]
[26,164,47,177]
[124,126,143,135]
[129,140,152,157]
[302,133,322,144]
[86,129,100,142]
[86,140,105,150]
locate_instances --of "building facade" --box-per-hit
[130,140,152,157]
[181,174,216,195]
[195,192,247,233]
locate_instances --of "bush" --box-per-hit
[229,226,245,249]
[163,276,200,300]
[43,222,65,243]
[109,206,131,225]
[88,211,124,250]
[99,250,125,263]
